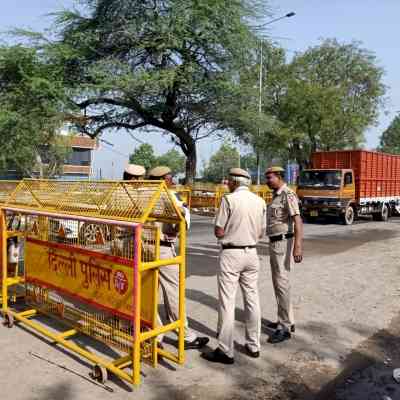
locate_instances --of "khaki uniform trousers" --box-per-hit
[217,248,261,358]
[269,238,295,330]
[157,245,197,343]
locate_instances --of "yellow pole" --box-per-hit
[1,210,8,312]
[152,226,161,368]
[133,224,142,385]
[178,218,186,364]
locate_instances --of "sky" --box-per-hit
[1,1,399,178]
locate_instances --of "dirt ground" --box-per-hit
[1,216,400,400]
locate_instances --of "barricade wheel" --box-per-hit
[3,312,14,328]
[92,364,108,384]
[79,223,109,245]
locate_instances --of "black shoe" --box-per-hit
[185,336,209,350]
[268,329,291,344]
[244,344,260,358]
[201,348,234,364]
[266,321,296,333]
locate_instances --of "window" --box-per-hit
[298,170,341,189]
[344,172,353,185]
[66,148,91,166]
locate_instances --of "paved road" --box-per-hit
[1,216,400,399]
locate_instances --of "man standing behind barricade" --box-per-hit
[265,166,303,344]
[202,168,266,365]
[122,164,146,180]
[148,166,209,350]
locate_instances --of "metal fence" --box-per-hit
[0,179,187,387]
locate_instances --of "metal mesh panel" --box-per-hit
[190,184,275,212]
[5,180,181,223]
[7,212,137,261]
[250,185,273,203]
[0,181,19,204]
[26,283,134,353]
[141,225,158,263]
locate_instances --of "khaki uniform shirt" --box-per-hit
[215,186,266,246]
[267,184,300,237]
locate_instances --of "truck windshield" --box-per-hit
[298,170,342,189]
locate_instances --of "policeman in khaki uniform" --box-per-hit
[265,166,303,344]
[122,164,146,180]
[148,166,209,350]
[202,168,266,364]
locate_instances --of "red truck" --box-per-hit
[297,150,400,225]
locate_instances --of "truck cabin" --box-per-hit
[298,169,354,191]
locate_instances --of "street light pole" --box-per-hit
[256,43,263,184]
[256,12,295,184]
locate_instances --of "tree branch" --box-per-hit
[82,121,148,138]
[76,97,132,109]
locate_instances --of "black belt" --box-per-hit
[160,240,174,247]
[222,244,256,250]
[269,233,294,243]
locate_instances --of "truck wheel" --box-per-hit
[374,204,389,222]
[342,206,354,225]
[303,216,314,224]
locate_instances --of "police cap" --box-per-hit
[124,164,146,177]
[229,167,251,179]
[265,166,285,175]
[148,166,172,178]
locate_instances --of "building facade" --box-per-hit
[0,135,97,181]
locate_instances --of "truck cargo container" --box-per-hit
[297,150,400,225]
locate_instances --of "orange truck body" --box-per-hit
[297,150,400,224]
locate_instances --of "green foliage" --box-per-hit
[240,153,269,173]
[129,144,157,171]
[280,39,386,163]
[202,142,240,182]
[220,43,295,164]
[379,115,400,154]
[37,134,72,178]
[15,0,269,181]
[228,39,386,166]
[129,144,186,174]
[0,45,67,176]
[156,149,185,174]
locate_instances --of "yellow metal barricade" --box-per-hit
[173,185,192,209]
[250,185,273,204]
[190,183,274,214]
[0,181,23,305]
[0,179,186,387]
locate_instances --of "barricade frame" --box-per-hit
[0,179,187,387]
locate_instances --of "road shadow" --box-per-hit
[146,315,400,400]
[33,382,73,400]
[314,313,400,400]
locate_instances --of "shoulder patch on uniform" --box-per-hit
[286,191,299,207]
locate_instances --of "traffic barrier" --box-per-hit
[173,185,192,209]
[0,181,24,305]
[1,179,186,387]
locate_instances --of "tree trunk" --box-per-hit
[185,145,197,184]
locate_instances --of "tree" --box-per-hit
[202,143,240,182]
[129,144,186,174]
[156,149,185,175]
[220,43,294,174]
[379,115,400,154]
[129,144,157,171]
[36,135,72,178]
[240,153,270,174]
[279,39,386,164]
[0,45,67,177]
[228,39,386,167]
[17,0,269,183]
